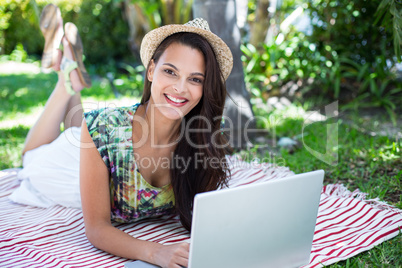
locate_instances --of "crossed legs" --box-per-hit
[22,37,86,156]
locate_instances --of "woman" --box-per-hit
[11,4,233,268]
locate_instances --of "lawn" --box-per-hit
[247,99,402,267]
[0,61,400,267]
[0,61,140,169]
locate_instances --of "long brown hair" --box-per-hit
[140,32,232,231]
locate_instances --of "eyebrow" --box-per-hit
[163,63,205,77]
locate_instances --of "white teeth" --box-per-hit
[166,94,186,103]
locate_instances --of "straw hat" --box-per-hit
[140,18,233,81]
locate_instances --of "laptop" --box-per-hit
[125,170,324,268]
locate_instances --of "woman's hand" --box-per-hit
[81,120,188,266]
[153,242,190,268]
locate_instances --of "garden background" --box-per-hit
[0,0,401,266]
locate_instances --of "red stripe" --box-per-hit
[237,173,270,187]
[0,221,85,250]
[336,227,401,257]
[315,200,364,229]
[312,214,393,247]
[315,197,343,215]
[14,216,83,237]
[311,218,400,255]
[2,214,82,238]
[308,227,401,267]
[314,206,374,239]
[316,196,334,208]
[1,169,401,268]
[313,215,399,248]
[320,197,358,218]
[135,222,182,239]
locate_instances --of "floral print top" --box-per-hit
[84,103,175,223]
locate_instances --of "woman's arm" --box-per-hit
[80,119,189,268]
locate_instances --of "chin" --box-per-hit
[157,106,186,121]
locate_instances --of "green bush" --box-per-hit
[242,0,401,124]
[0,0,43,56]
[0,0,132,65]
[75,0,131,65]
[307,0,399,65]
[241,31,330,99]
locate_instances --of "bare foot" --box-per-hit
[61,37,85,93]
[52,49,62,72]
[40,4,64,69]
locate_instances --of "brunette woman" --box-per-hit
[11,4,233,268]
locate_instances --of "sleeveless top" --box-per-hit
[84,104,175,223]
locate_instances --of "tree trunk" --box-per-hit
[122,0,151,58]
[249,0,270,47]
[193,0,255,149]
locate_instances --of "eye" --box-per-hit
[164,69,176,76]
[190,77,203,84]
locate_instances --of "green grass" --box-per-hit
[0,125,29,169]
[246,101,402,267]
[1,72,56,120]
[0,61,401,267]
[324,234,401,267]
[0,61,141,169]
[250,102,401,208]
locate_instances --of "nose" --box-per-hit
[173,79,187,93]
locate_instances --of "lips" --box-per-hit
[164,93,189,107]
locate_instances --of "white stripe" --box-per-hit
[0,167,401,267]
[306,225,401,267]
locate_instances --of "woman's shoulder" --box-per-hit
[84,103,140,127]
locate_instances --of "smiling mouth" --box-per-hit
[164,94,188,104]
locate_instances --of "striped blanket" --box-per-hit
[1,158,401,267]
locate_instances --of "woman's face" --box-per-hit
[147,42,205,121]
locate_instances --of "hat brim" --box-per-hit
[140,24,233,81]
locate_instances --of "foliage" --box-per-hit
[0,43,29,62]
[0,0,132,65]
[246,99,402,266]
[249,100,401,207]
[241,0,401,124]
[374,0,402,61]
[241,31,321,99]
[305,0,401,119]
[74,0,131,64]
[126,0,194,29]
[0,0,43,55]
[340,56,402,125]
[307,0,399,64]
[100,62,145,98]
[114,63,145,97]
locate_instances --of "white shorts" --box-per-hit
[9,127,82,208]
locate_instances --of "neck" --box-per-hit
[143,101,182,146]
